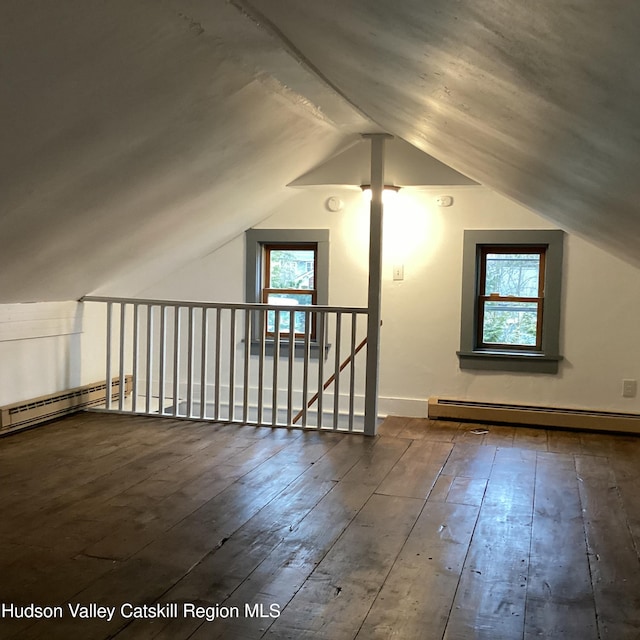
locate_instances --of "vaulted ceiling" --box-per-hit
[2,0,640,302]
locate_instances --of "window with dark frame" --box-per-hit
[458,229,563,374]
[262,243,318,339]
[476,246,546,351]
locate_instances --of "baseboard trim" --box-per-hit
[428,397,640,434]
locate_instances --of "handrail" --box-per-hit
[81,295,367,315]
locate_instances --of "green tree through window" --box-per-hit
[478,247,545,350]
[263,245,317,336]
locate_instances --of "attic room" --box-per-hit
[1,1,640,639]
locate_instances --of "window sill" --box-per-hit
[249,339,330,359]
[456,350,562,374]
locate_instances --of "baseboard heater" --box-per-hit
[428,396,640,434]
[0,376,132,436]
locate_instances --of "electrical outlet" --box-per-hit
[622,379,637,398]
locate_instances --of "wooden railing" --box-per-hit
[81,297,372,433]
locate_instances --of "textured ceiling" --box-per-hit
[2,0,640,302]
[0,0,369,302]
[244,0,640,263]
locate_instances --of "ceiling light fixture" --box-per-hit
[360,184,400,203]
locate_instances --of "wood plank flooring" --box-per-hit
[1,413,640,639]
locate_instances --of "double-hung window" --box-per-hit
[477,246,545,351]
[245,228,329,355]
[262,244,317,338]
[458,230,564,373]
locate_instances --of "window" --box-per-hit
[477,246,545,351]
[245,229,329,355]
[458,230,564,373]
[263,244,317,338]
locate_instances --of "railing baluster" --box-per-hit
[333,312,342,430]
[301,310,311,428]
[243,309,251,423]
[172,305,181,417]
[105,302,113,410]
[229,308,236,422]
[287,309,295,425]
[272,309,280,426]
[186,306,194,418]
[349,312,358,432]
[317,311,325,429]
[145,305,154,414]
[118,302,126,411]
[158,305,166,415]
[257,310,265,424]
[200,308,208,419]
[214,308,221,421]
[132,304,139,413]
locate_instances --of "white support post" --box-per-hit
[363,133,392,436]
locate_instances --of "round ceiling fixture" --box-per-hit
[325,196,344,212]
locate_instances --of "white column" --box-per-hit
[363,133,392,436]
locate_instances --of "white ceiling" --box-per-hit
[2,0,640,302]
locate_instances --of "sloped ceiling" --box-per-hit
[2,0,640,302]
[0,0,371,302]
[244,0,640,263]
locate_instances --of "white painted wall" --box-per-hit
[0,302,83,406]
[140,185,640,416]
[0,301,117,408]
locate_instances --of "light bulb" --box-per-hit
[361,185,400,204]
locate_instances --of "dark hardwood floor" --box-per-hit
[1,412,639,639]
